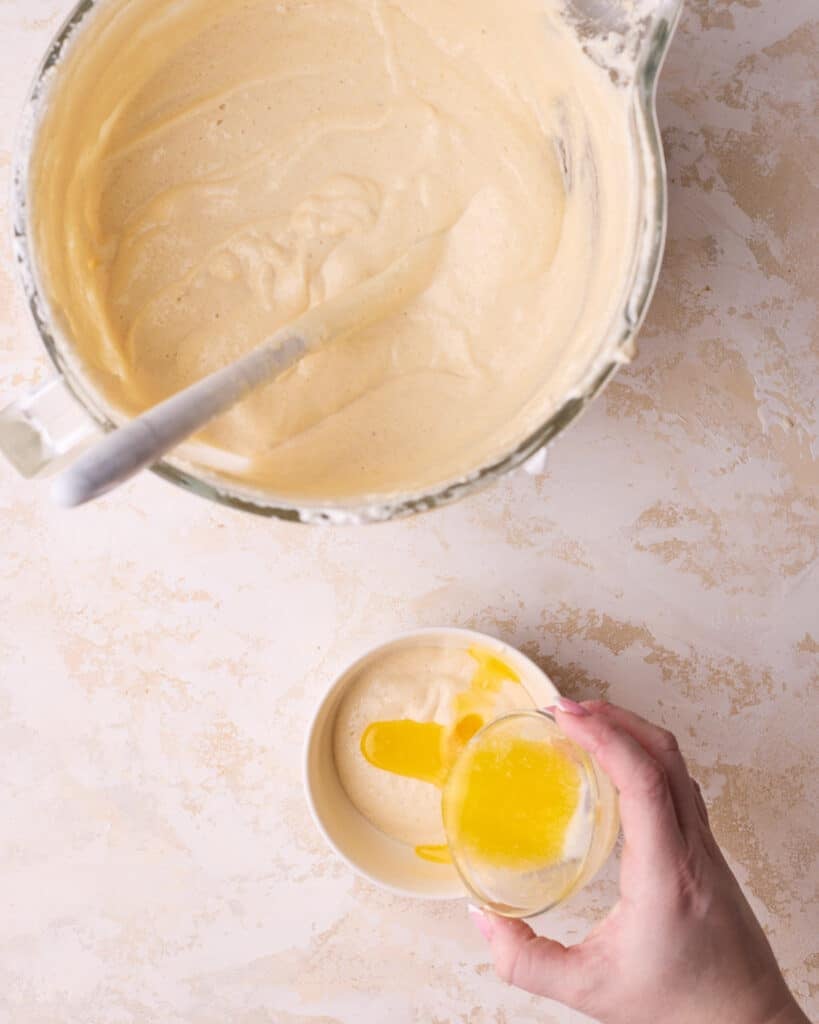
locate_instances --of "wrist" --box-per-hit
[718,982,809,1024]
[761,1000,810,1024]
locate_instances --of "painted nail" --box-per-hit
[468,904,493,940]
[557,697,591,717]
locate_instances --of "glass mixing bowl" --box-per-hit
[1,0,682,523]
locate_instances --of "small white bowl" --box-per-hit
[303,627,560,900]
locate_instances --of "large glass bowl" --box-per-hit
[2,0,683,523]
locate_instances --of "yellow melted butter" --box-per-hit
[449,735,582,869]
[414,844,452,864]
[360,646,521,862]
[361,719,449,787]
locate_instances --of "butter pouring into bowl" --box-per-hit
[304,628,618,913]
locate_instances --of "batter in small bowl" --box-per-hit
[333,645,535,858]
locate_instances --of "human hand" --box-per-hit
[469,700,809,1024]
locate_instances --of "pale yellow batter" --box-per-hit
[32,0,637,501]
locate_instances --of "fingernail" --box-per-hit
[557,697,591,717]
[468,904,493,940]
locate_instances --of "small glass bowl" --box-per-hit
[442,710,619,918]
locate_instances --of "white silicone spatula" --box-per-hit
[51,235,442,508]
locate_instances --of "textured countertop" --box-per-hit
[0,2,816,1022]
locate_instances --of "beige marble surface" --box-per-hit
[0,2,817,1022]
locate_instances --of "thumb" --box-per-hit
[468,906,580,1003]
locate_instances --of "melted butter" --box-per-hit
[448,735,582,869]
[360,647,518,861]
[31,0,638,501]
[415,844,452,865]
[455,649,520,721]
[360,719,448,787]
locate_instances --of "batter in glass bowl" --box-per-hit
[32,0,637,500]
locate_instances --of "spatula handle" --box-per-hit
[51,333,307,508]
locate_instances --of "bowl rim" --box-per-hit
[301,626,560,900]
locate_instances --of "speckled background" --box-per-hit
[0,2,816,1022]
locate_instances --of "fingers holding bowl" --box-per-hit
[554,702,687,870]
[589,703,703,841]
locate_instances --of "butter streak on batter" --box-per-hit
[333,645,533,854]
